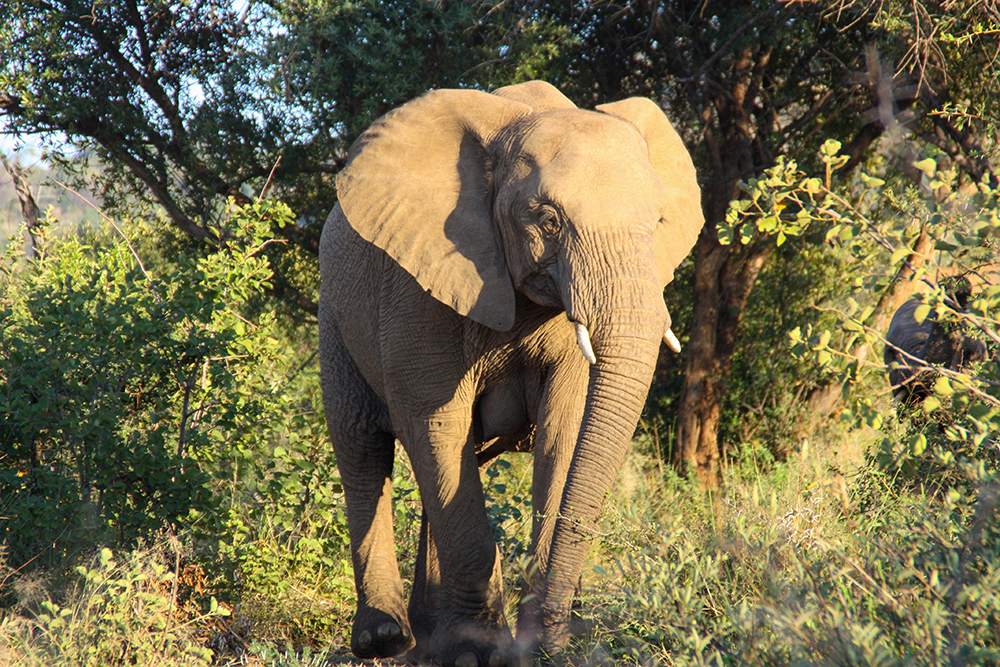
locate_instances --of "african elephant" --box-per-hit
[318,80,703,666]
[885,278,987,403]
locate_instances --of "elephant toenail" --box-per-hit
[377,622,399,639]
[455,651,479,667]
[358,629,372,647]
[489,649,505,667]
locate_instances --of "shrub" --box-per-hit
[0,543,223,667]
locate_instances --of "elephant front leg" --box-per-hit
[406,509,440,663]
[515,359,587,660]
[399,411,513,667]
[342,462,414,658]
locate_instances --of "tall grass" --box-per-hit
[3,423,998,666]
[560,426,1000,666]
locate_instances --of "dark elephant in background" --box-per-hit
[318,81,703,666]
[885,278,987,403]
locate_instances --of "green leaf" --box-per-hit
[934,376,954,396]
[913,158,938,177]
[717,221,735,246]
[820,139,843,156]
[860,172,885,188]
[889,246,912,265]
[802,177,823,194]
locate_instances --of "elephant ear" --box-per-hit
[336,89,531,331]
[492,80,577,112]
[596,97,704,287]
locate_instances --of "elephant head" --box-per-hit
[334,80,703,656]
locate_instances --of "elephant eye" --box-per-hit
[535,204,562,236]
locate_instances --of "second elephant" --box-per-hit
[885,281,987,403]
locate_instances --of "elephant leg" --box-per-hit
[318,322,413,658]
[515,359,587,658]
[405,509,441,663]
[397,408,512,667]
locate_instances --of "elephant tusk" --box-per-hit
[663,328,681,353]
[574,321,597,365]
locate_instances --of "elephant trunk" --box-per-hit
[540,269,665,654]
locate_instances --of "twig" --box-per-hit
[255,157,282,205]
[177,367,198,459]
[155,528,183,665]
[51,179,160,296]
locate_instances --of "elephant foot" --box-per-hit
[432,641,509,667]
[351,606,414,659]
[406,621,512,667]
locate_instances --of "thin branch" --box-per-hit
[255,157,282,205]
[51,179,159,293]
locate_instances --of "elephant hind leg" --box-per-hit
[318,320,412,658]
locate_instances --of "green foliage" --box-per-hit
[0,0,260,225]
[863,0,1000,156]
[483,456,532,564]
[0,199,359,651]
[720,242,848,458]
[727,140,1000,431]
[270,1,560,142]
[0,544,221,667]
[563,448,1000,667]
[0,201,300,562]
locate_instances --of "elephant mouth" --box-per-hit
[571,318,681,365]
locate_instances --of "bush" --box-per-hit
[0,543,223,666]
[0,202,349,613]
[0,204,279,565]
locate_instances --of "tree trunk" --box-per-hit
[674,226,771,487]
[673,46,773,488]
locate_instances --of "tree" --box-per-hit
[0,1,551,313]
[0,0,323,311]
[4,0,996,488]
[503,0,998,485]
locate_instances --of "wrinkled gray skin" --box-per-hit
[318,81,703,667]
[885,298,987,403]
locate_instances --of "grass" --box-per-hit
[3,417,998,666]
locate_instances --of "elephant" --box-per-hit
[318,80,703,666]
[885,278,987,403]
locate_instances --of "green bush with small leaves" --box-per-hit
[0,202,351,627]
[0,544,223,667]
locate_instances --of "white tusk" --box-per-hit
[663,328,682,353]
[574,321,597,365]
